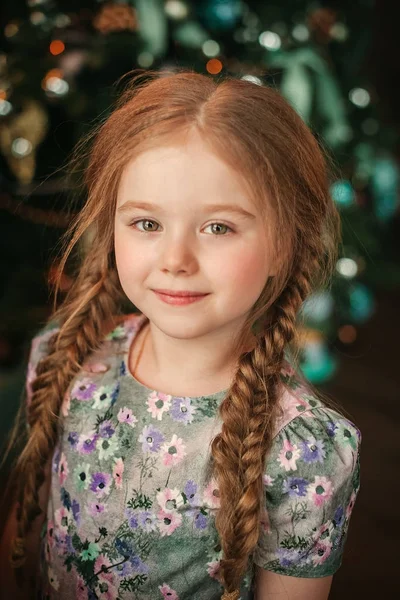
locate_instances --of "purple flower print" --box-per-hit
[116,561,133,578]
[282,477,309,498]
[184,480,199,506]
[130,555,149,574]
[68,431,79,447]
[77,432,98,455]
[326,421,338,438]
[333,506,344,527]
[60,487,72,510]
[65,535,75,554]
[194,511,208,530]
[52,447,61,474]
[114,537,135,559]
[98,420,115,439]
[90,472,112,496]
[139,425,165,453]
[277,547,305,567]
[71,378,97,401]
[301,438,326,464]
[138,511,157,532]
[125,508,139,529]
[170,397,196,424]
[72,500,80,525]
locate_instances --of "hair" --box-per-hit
[3,68,342,599]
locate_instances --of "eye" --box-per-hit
[129,219,233,235]
[130,219,160,232]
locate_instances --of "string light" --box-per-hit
[11,138,33,158]
[0,99,12,116]
[50,40,65,56]
[241,75,263,86]
[164,0,189,20]
[206,58,222,75]
[336,258,358,279]
[338,325,357,344]
[259,31,281,50]
[349,87,370,108]
[202,40,220,57]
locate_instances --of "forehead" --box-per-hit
[116,136,256,212]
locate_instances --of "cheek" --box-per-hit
[215,246,269,292]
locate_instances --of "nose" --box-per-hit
[159,233,198,274]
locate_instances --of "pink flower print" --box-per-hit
[95,579,118,600]
[157,508,182,536]
[76,575,87,600]
[146,391,172,421]
[25,361,36,408]
[87,502,107,517]
[207,560,221,580]
[46,519,55,549]
[113,458,124,489]
[54,506,70,533]
[260,507,271,534]
[47,566,59,591]
[159,583,179,600]
[94,555,114,583]
[117,407,138,427]
[346,490,357,519]
[61,391,70,417]
[156,488,184,512]
[262,474,275,487]
[277,439,301,472]
[311,539,333,565]
[71,378,97,401]
[83,362,110,374]
[203,478,221,509]
[308,476,334,507]
[160,434,186,467]
[58,452,69,485]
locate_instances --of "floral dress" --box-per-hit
[25,313,361,600]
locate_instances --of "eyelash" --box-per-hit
[129,219,234,236]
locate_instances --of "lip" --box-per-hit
[152,290,209,306]
[152,289,209,297]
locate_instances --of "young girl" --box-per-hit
[1,69,361,600]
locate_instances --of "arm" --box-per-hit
[254,567,333,600]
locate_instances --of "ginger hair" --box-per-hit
[5,68,341,598]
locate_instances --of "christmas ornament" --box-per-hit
[0,99,48,184]
[93,2,138,34]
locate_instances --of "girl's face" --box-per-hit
[114,130,275,346]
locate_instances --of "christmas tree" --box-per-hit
[1,0,399,383]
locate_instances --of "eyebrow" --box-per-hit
[117,200,256,219]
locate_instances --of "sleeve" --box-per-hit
[252,407,361,578]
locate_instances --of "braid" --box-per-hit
[214,258,316,598]
[10,252,123,568]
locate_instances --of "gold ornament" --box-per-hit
[0,99,48,184]
[93,2,138,35]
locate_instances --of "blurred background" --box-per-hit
[0,0,399,597]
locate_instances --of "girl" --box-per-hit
[1,69,361,600]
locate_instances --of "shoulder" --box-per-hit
[266,361,361,502]
[274,361,361,447]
